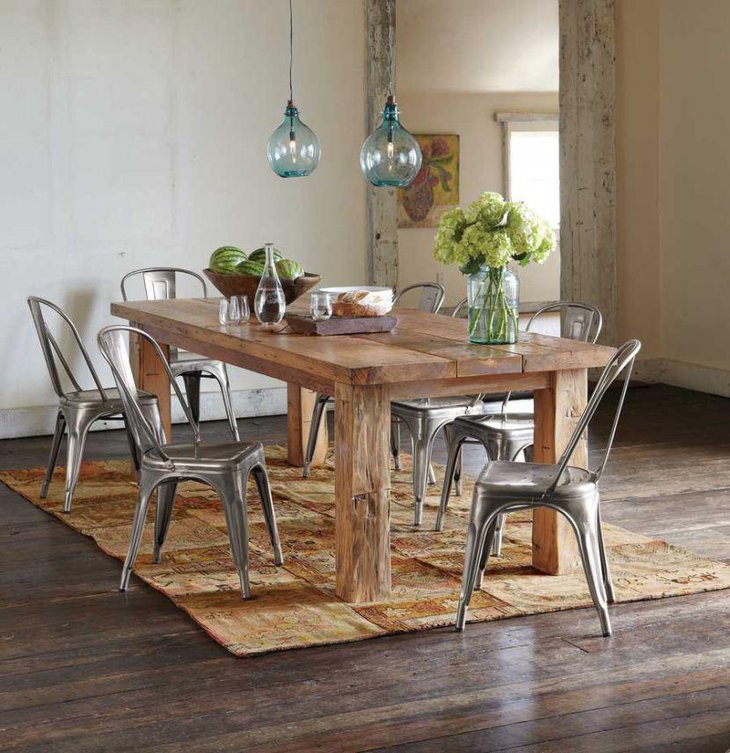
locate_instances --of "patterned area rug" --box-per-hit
[3,446,730,657]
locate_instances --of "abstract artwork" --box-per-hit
[398,134,460,228]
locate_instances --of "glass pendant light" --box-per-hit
[267,0,320,178]
[360,15,421,187]
[360,94,422,187]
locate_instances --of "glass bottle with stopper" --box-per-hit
[254,243,286,327]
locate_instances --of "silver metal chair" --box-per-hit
[455,339,641,637]
[27,296,162,513]
[436,302,603,549]
[97,325,283,599]
[121,268,239,441]
[302,281,447,480]
[389,296,485,526]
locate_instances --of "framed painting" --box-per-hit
[398,134,460,228]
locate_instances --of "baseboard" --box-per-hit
[0,386,288,440]
[633,357,730,398]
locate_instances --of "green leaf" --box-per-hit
[459,257,483,275]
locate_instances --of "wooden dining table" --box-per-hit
[111,298,615,604]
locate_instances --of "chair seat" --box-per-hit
[142,440,262,472]
[61,387,158,409]
[457,412,535,438]
[391,396,480,420]
[475,460,594,501]
[170,352,225,375]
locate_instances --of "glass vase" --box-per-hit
[467,266,519,344]
[254,243,286,327]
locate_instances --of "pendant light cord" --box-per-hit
[387,0,394,97]
[289,0,294,103]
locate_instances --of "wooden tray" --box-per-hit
[285,314,398,336]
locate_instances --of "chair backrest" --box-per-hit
[545,339,641,497]
[452,296,469,319]
[27,296,108,400]
[527,301,602,344]
[393,282,446,314]
[120,267,208,302]
[501,301,603,416]
[97,325,199,465]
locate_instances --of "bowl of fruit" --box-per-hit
[204,246,320,304]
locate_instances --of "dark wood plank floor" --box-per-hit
[2,384,730,753]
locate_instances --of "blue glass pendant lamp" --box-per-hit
[267,0,320,178]
[360,94,422,187]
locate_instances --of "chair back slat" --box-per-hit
[545,339,641,496]
[527,301,603,344]
[394,282,446,314]
[451,296,469,319]
[97,325,201,466]
[27,297,107,400]
[120,267,207,302]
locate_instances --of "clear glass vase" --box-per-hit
[254,243,286,327]
[467,266,519,344]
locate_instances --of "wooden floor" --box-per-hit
[2,384,730,752]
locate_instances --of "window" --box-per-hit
[496,113,559,230]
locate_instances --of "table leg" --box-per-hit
[130,327,172,440]
[334,382,391,602]
[286,384,328,468]
[531,368,586,574]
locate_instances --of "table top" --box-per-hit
[111,298,615,393]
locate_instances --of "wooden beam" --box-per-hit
[334,382,392,602]
[559,0,617,345]
[365,0,398,289]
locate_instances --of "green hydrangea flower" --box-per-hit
[432,192,554,272]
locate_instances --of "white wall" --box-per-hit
[395,92,560,305]
[0,0,366,437]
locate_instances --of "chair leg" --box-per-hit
[427,463,437,486]
[596,500,616,603]
[120,478,156,591]
[491,513,505,557]
[214,364,240,441]
[453,446,463,497]
[63,410,95,513]
[390,420,402,471]
[153,481,177,564]
[476,518,499,590]
[435,426,466,532]
[181,372,202,429]
[568,502,612,637]
[303,393,329,478]
[216,475,251,599]
[122,414,140,472]
[251,463,283,565]
[40,412,66,499]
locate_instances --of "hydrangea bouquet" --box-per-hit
[433,192,555,343]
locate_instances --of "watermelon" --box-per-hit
[210,246,246,273]
[275,258,304,280]
[235,259,265,277]
[248,246,284,264]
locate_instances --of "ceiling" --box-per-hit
[396,0,559,93]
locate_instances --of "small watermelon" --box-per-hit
[235,259,265,277]
[248,246,284,264]
[275,258,304,280]
[210,246,246,273]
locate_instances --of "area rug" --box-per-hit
[3,446,730,657]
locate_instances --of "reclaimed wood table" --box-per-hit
[111,299,615,603]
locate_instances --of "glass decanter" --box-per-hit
[254,243,286,327]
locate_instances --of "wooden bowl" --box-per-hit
[203,269,321,304]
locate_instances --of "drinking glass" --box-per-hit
[218,299,229,326]
[237,295,250,322]
[310,292,332,321]
[227,295,241,325]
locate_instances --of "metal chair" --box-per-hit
[302,281,446,479]
[389,296,485,525]
[455,339,641,637]
[97,325,283,598]
[436,302,603,549]
[121,268,239,441]
[26,296,162,513]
